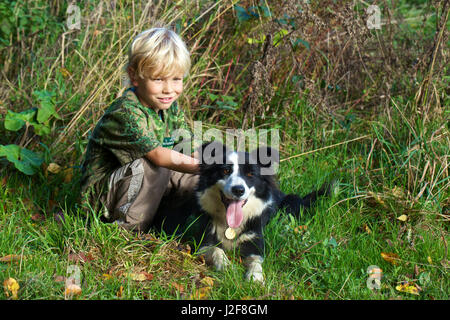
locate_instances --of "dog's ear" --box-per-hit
[250,146,279,175]
[197,141,227,165]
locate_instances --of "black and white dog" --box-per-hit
[154,142,332,283]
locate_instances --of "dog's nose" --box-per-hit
[231,185,245,197]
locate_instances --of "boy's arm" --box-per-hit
[146,147,199,174]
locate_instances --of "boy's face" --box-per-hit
[129,69,184,112]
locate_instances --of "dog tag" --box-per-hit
[225,227,236,240]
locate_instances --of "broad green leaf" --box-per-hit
[4,109,37,131]
[0,144,21,162]
[293,38,310,50]
[234,5,252,22]
[0,144,43,175]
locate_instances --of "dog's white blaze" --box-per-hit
[223,152,251,200]
[228,152,239,176]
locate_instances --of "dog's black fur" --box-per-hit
[152,142,332,282]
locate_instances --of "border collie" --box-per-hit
[190,142,332,283]
[152,142,332,283]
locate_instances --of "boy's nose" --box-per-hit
[162,81,173,93]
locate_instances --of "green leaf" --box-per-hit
[33,90,60,123]
[4,109,37,131]
[0,144,43,175]
[234,5,252,22]
[37,99,56,123]
[293,38,310,50]
[33,122,51,136]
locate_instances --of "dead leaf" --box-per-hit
[65,283,82,297]
[59,68,71,78]
[1,176,7,187]
[102,274,113,281]
[171,282,185,293]
[397,214,408,222]
[68,252,94,264]
[31,213,46,222]
[395,282,421,295]
[190,286,212,300]
[363,224,372,234]
[381,252,400,265]
[53,275,65,282]
[0,254,22,263]
[3,278,19,299]
[294,225,308,233]
[63,168,73,183]
[117,285,123,298]
[124,272,153,282]
[200,276,215,287]
[47,163,62,174]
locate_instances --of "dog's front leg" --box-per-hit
[201,246,230,271]
[243,254,264,283]
[240,232,265,283]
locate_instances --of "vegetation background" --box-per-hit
[0,0,448,300]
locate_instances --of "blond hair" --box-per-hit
[128,27,190,79]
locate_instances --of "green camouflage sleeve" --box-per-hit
[95,100,161,165]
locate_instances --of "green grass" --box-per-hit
[0,0,448,300]
[1,105,448,300]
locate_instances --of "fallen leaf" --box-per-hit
[102,274,113,281]
[53,275,65,282]
[47,163,62,174]
[294,225,308,233]
[395,282,420,295]
[125,272,153,282]
[190,286,212,300]
[3,278,19,299]
[171,282,185,293]
[381,252,400,265]
[200,276,215,287]
[397,214,408,222]
[65,283,82,297]
[427,256,433,264]
[63,168,73,183]
[1,175,7,187]
[31,213,45,222]
[59,68,71,78]
[0,254,22,263]
[117,286,123,298]
[68,252,94,264]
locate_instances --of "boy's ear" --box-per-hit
[127,67,138,87]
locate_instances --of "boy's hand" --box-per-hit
[145,147,199,174]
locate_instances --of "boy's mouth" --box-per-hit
[158,97,174,104]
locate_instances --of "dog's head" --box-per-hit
[196,142,279,229]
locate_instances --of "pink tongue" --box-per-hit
[226,200,245,228]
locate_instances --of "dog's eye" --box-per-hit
[223,168,231,175]
[246,172,253,177]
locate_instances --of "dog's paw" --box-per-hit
[202,246,230,271]
[245,269,265,284]
[244,255,264,284]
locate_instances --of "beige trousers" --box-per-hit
[104,158,198,233]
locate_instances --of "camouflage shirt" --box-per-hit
[79,87,191,212]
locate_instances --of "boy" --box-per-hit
[80,27,199,233]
